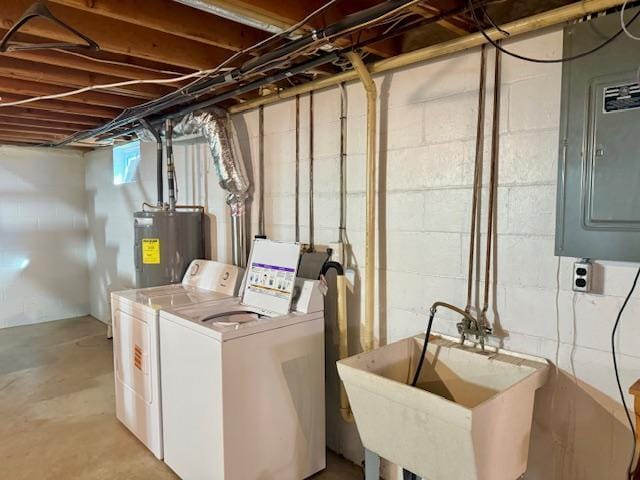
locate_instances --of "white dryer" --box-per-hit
[110,259,243,459]
[159,240,326,479]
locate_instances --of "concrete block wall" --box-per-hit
[80,27,639,479]
[232,28,640,479]
[0,146,89,328]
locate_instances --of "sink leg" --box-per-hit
[364,449,380,480]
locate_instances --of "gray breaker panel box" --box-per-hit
[556,7,640,262]
[134,210,204,288]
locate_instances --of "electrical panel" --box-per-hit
[556,7,640,262]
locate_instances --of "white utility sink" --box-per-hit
[337,335,549,480]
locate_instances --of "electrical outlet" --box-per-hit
[573,260,592,293]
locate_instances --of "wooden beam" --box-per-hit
[230,0,630,114]
[0,94,117,118]
[410,4,474,36]
[0,116,83,132]
[0,107,102,126]
[0,57,170,99]
[185,0,400,58]
[6,48,189,83]
[0,77,142,109]
[0,123,73,136]
[49,0,269,52]
[2,0,235,70]
[0,130,66,141]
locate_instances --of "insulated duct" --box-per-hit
[174,108,250,267]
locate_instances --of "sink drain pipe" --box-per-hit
[321,261,354,422]
[346,51,377,355]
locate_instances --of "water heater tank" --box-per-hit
[134,210,204,288]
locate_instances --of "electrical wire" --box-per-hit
[53,0,416,146]
[612,267,640,480]
[621,0,640,40]
[52,48,195,77]
[467,0,640,64]
[0,0,342,109]
[0,67,234,107]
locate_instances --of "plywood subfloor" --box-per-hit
[0,316,362,480]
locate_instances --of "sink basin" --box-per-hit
[337,335,549,480]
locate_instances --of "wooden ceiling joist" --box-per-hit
[183,0,400,58]
[0,57,172,99]
[2,0,236,70]
[410,4,474,36]
[0,124,71,138]
[0,107,102,127]
[0,130,66,142]
[0,78,143,109]
[0,93,118,118]
[7,49,191,83]
[0,116,84,133]
[48,0,270,53]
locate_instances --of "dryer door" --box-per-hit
[113,309,152,404]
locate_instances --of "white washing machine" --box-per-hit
[110,259,243,459]
[159,240,326,480]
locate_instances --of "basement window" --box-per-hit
[113,141,141,185]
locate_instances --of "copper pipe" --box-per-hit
[465,45,487,313]
[481,47,502,320]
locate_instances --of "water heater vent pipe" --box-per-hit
[174,109,251,267]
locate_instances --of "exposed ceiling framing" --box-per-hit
[0,0,597,147]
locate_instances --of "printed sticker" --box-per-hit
[142,238,160,264]
[603,82,640,113]
[247,262,296,300]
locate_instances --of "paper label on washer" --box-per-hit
[242,240,300,315]
[247,262,296,299]
[142,239,160,264]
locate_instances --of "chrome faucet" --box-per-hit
[428,301,492,350]
[456,314,492,350]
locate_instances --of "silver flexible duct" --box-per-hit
[174,108,251,267]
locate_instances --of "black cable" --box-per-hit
[612,267,640,480]
[410,308,436,387]
[467,0,640,64]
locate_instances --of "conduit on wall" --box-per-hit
[174,108,250,267]
[309,91,315,250]
[258,105,265,237]
[295,94,301,243]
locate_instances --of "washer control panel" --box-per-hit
[182,260,243,296]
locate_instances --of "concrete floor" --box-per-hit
[0,316,363,480]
